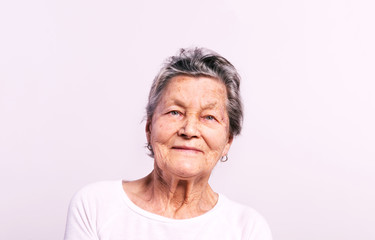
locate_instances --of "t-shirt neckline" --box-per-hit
[119,179,224,223]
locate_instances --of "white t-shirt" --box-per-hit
[64,180,272,240]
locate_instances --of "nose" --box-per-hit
[178,114,200,138]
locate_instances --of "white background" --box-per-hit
[1,0,374,239]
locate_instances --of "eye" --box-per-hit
[204,115,216,121]
[169,110,181,116]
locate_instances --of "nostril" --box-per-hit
[177,117,200,138]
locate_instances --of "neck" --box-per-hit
[124,169,218,219]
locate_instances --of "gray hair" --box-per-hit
[146,47,243,137]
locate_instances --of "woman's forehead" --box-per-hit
[161,76,227,104]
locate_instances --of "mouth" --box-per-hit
[171,146,203,153]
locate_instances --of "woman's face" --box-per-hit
[146,75,233,179]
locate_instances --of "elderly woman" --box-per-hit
[64,47,272,239]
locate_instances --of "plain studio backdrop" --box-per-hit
[0,0,374,239]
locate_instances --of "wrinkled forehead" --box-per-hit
[159,75,228,108]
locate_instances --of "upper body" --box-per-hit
[64,180,272,240]
[64,47,272,239]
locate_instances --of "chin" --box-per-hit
[169,163,209,179]
[155,154,211,179]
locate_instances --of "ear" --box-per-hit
[222,134,233,156]
[145,119,152,143]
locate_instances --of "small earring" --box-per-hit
[221,155,228,162]
[147,143,152,151]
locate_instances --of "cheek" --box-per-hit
[205,128,230,149]
[150,120,174,143]
[157,122,165,129]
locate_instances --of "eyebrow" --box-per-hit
[172,99,218,110]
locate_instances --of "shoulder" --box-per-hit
[218,195,264,221]
[68,180,123,213]
[65,181,125,239]
[218,195,273,240]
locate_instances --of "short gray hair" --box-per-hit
[146,47,243,137]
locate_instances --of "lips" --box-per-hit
[171,146,203,153]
